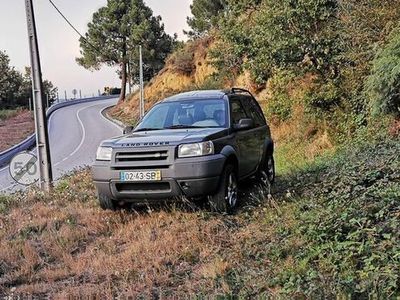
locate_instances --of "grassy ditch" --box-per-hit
[0,136,399,298]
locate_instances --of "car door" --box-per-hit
[241,96,266,166]
[229,96,259,178]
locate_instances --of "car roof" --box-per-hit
[162,90,227,103]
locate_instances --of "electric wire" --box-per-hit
[47,0,118,63]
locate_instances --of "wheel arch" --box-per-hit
[220,145,239,174]
[260,138,274,167]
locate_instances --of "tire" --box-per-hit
[259,154,275,186]
[98,193,116,210]
[209,164,238,214]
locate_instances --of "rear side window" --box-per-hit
[230,97,247,124]
[241,96,266,127]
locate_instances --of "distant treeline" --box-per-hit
[0,50,57,110]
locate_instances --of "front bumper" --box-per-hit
[92,154,226,201]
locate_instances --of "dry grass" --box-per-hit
[0,109,34,152]
[0,169,285,298]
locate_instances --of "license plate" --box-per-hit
[120,170,162,182]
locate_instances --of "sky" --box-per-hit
[0,0,192,99]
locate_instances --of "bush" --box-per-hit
[303,79,342,115]
[265,71,296,122]
[167,44,196,76]
[365,28,400,116]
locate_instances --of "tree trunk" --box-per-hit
[118,39,128,104]
[118,61,127,104]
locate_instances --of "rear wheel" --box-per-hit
[98,193,116,210]
[259,154,275,186]
[209,164,238,214]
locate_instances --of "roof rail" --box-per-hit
[230,87,256,99]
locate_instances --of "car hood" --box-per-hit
[102,128,228,148]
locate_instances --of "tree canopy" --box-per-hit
[186,0,227,37]
[0,50,56,109]
[77,0,175,102]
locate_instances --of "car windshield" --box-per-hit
[136,99,228,131]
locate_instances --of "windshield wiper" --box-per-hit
[134,128,162,132]
[165,125,204,130]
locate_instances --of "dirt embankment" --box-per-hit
[0,110,35,152]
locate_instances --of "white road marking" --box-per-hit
[68,103,100,158]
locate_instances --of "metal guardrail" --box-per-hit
[0,96,118,167]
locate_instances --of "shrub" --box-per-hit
[265,71,296,122]
[365,28,400,116]
[167,44,196,76]
[303,79,342,115]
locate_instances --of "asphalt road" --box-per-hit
[0,97,122,194]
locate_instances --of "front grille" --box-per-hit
[116,182,171,192]
[112,165,170,171]
[115,150,169,163]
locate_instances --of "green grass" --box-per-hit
[264,135,400,298]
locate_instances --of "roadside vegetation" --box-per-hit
[0,132,398,297]
[0,109,34,152]
[0,50,55,152]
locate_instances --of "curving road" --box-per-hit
[0,97,122,193]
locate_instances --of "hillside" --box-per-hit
[111,37,217,124]
[111,38,338,168]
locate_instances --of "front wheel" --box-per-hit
[259,154,275,186]
[209,164,238,214]
[98,192,116,211]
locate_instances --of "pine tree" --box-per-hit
[77,0,174,103]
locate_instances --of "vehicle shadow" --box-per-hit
[118,175,291,216]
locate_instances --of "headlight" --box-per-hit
[96,147,112,161]
[178,141,214,158]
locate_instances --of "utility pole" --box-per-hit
[139,45,144,118]
[64,90,67,101]
[25,0,53,191]
[79,90,82,99]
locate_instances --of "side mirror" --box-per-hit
[123,126,134,135]
[234,118,254,131]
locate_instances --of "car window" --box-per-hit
[141,105,170,128]
[137,99,228,130]
[230,97,248,124]
[241,96,266,127]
